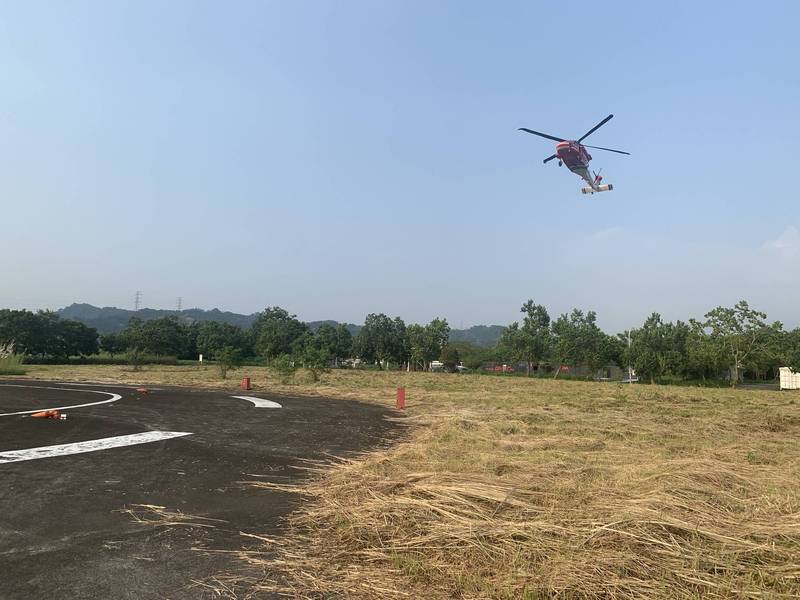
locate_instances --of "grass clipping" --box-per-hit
[118,504,227,528]
[238,376,800,599]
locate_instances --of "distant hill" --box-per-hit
[56,304,504,346]
[449,325,505,346]
[58,303,257,333]
[306,320,362,337]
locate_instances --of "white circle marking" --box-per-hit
[0,384,123,416]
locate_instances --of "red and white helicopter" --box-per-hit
[518,114,630,194]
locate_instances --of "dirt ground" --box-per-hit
[0,380,401,599]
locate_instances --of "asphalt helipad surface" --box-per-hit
[0,380,399,599]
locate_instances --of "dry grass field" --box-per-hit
[16,365,800,598]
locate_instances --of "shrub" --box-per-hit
[217,345,242,379]
[0,353,26,376]
[0,343,26,375]
[127,348,144,371]
[302,346,331,383]
[271,354,297,384]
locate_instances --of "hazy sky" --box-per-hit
[2,1,798,331]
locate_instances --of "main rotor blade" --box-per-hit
[543,154,558,164]
[584,144,631,155]
[518,128,566,143]
[577,114,614,142]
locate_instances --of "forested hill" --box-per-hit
[58,303,257,333]
[56,304,505,346]
[449,325,506,346]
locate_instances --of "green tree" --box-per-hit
[301,344,330,382]
[312,323,352,366]
[100,333,127,357]
[56,319,99,357]
[407,318,451,371]
[334,324,353,363]
[703,301,769,387]
[407,324,426,370]
[449,341,490,370]
[783,329,800,371]
[518,300,551,376]
[313,323,337,353]
[271,353,297,384]
[423,318,450,368]
[120,317,144,351]
[354,313,407,368]
[439,345,460,370]
[626,313,688,384]
[603,333,626,372]
[252,307,309,362]
[0,310,47,356]
[0,310,98,358]
[195,321,251,360]
[684,319,725,381]
[124,316,190,357]
[550,309,609,378]
[499,322,526,370]
[216,345,242,379]
[126,347,144,371]
[746,323,785,380]
[390,317,409,366]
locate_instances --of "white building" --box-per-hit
[779,367,800,390]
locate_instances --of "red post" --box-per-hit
[396,387,406,410]
[241,377,251,390]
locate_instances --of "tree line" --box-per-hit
[0,309,99,358]
[497,299,800,385]
[0,306,463,373]
[1,300,799,385]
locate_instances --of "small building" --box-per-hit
[779,367,800,390]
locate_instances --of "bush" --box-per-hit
[127,348,144,371]
[217,345,242,379]
[302,346,330,383]
[0,354,26,376]
[271,354,297,384]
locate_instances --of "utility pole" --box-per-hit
[134,291,142,312]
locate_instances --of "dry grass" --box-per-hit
[22,366,800,598]
[117,503,227,528]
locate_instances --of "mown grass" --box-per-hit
[22,365,800,598]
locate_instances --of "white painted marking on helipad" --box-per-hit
[231,395,282,409]
[0,384,122,417]
[0,431,192,464]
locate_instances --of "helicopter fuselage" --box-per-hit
[556,141,597,188]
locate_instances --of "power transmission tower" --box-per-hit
[177,297,182,312]
[134,291,142,312]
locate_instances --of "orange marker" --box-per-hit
[30,410,65,420]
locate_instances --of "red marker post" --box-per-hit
[396,387,406,410]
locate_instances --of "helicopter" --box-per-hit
[518,114,630,194]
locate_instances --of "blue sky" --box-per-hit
[1,1,798,331]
